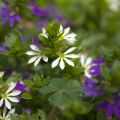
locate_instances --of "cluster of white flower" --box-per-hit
[58,25,77,44]
[26,45,48,67]
[0,74,21,120]
[26,25,79,70]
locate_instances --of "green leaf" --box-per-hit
[37,110,46,120]
[33,74,49,88]
[22,92,32,99]
[39,78,65,94]
[39,78,81,109]
[49,91,70,110]
[24,80,34,87]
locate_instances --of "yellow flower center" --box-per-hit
[2,93,8,99]
[59,53,65,59]
[59,34,65,41]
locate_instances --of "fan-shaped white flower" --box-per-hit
[26,45,48,67]
[0,107,15,120]
[39,28,48,38]
[52,47,79,70]
[0,83,21,110]
[58,25,77,44]
[0,72,4,78]
[80,54,92,78]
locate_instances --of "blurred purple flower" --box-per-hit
[55,15,64,23]
[22,36,27,43]
[98,97,120,119]
[83,77,106,97]
[0,7,21,27]
[47,5,74,26]
[15,83,28,92]
[90,56,105,77]
[33,38,41,48]
[29,3,49,17]
[25,108,31,114]
[37,19,48,29]
[2,0,8,3]
[0,43,8,51]
[22,108,31,114]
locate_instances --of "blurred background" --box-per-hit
[0,0,120,120]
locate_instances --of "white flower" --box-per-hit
[0,107,15,120]
[0,83,21,110]
[107,0,120,11]
[26,45,48,67]
[0,72,4,78]
[58,25,77,44]
[39,28,48,38]
[80,54,92,78]
[52,47,79,70]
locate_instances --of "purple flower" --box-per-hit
[2,0,8,3]
[15,83,28,92]
[98,97,120,119]
[25,108,31,114]
[55,15,64,23]
[22,108,31,114]
[32,38,41,48]
[0,7,21,27]
[83,77,106,97]
[29,3,49,17]
[37,19,48,29]
[90,56,105,77]
[0,43,8,51]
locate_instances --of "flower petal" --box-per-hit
[30,45,39,51]
[42,28,46,34]
[9,108,15,114]
[8,90,21,96]
[59,24,63,34]
[64,47,76,54]
[40,28,48,38]
[6,108,15,118]
[85,57,92,66]
[106,104,113,118]
[0,98,3,107]
[34,57,41,67]
[65,54,79,58]
[64,58,74,67]
[6,83,16,94]
[26,51,38,56]
[85,71,92,78]
[8,97,19,103]
[28,56,38,64]
[0,72,4,78]
[65,33,76,38]
[42,56,48,62]
[3,107,7,118]
[59,59,65,70]
[52,58,60,68]
[80,54,86,66]
[5,99,11,110]
[64,27,70,35]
